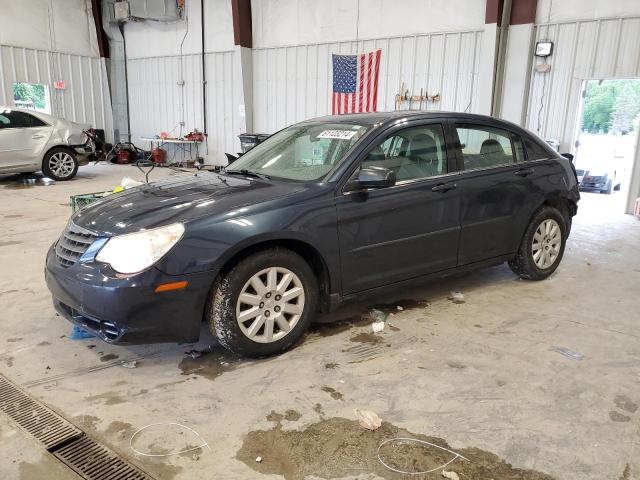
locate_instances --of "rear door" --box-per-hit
[452,122,543,265]
[0,110,52,170]
[336,120,461,294]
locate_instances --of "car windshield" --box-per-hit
[226,122,372,181]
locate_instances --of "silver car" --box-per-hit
[0,107,95,181]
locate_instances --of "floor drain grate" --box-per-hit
[0,374,82,450]
[1,374,153,480]
[54,436,152,480]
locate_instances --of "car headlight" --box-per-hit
[95,223,185,274]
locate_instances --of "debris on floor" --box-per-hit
[121,360,138,369]
[551,346,584,360]
[68,325,96,340]
[130,422,209,457]
[369,309,387,333]
[184,349,208,359]
[355,409,382,430]
[255,456,262,463]
[442,470,460,480]
[449,291,465,304]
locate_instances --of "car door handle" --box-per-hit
[431,182,457,193]
[515,167,535,177]
[32,134,45,139]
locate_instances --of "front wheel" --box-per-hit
[508,207,567,280]
[208,248,318,357]
[43,148,78,181]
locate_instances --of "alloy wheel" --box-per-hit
[235,267,305,343]
[48,152,75,178]
[532,218,562,269]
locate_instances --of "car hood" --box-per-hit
[72,173,306,236]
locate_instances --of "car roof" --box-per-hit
[302,110,527,131]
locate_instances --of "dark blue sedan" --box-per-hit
[46,112,579,357]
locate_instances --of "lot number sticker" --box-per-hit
[318,130,357,140]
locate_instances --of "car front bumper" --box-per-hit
[45,244,214,344]
[579,183,607,192]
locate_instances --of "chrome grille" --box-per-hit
[55,222,98,268]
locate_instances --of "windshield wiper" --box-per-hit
[223,169,271,180]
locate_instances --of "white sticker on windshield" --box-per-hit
[317,130,357,140]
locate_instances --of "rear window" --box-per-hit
[523,137,549,161]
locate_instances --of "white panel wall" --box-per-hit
[251,0,486,48]
[252,31,483,133]
[127,50,240,164]
[124,0,239,165]
[0,0,99,57]
[0,45,114,142]
[525,17,640,150]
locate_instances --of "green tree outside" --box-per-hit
[582,80,640,134]
[13,82,46,109]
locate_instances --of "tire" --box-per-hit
[508,206,567,281]
[42,147,78,181]
[208,248,319,357]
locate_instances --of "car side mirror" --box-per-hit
[561,152,574,162]
[355,166,396,190]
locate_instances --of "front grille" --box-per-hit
[55,222,98,268]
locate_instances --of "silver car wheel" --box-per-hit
[532,218,562,270]
[236,267,305,344]
[48,152,75,178]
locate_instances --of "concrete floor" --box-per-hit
[1,163,639,479]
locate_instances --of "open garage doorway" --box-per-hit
[573,79,640,217]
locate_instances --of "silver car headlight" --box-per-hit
[96,223,185,274]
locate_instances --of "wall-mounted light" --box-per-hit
[535,40,554,57]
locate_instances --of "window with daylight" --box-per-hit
[13,82,51,114]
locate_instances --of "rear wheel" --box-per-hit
[208,248,318,357]
[508,206,567,280]
[42,148,78,181]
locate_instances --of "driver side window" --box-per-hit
[362,124,447,182]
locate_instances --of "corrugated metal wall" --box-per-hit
[0,44,114,142]
[252,30,483,133]
[127,50,240,165]
[526,16,640,150]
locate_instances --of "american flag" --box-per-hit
[332,49,381,115]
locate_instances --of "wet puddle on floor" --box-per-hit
[2,174,55,189]
[310,298,431,339]
[178,347,244,381]
[237,416,556,480]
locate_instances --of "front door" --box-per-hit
[0,110,51,171]
[336,121,461,294]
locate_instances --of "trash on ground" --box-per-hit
[130,422,210,457]
[255,456,262,463]
[120,177,144,189]
[397,305,404,311]
[371,321,385,333]
[184,349,206,359]
[551,346,584,360]
[121,360,138,368]
[355,408,382,430]
[378,437,469,475]
[449,291,465,304]
[369,309,387,333]
[442,470,460,480]
[68,325,96,340]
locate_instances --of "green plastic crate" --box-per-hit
[70,191,112,213]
